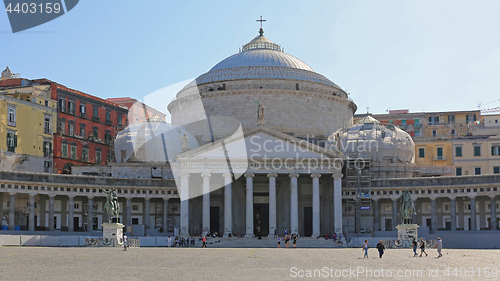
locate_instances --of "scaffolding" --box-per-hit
[344,158,373,234]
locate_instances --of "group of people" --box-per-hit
[362,237,443,258]
[278,233,298,248]
[166,236,196,247]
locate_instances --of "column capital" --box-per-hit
[29,193,36,198]
[429,196,437,201]
[222,173,232,178]
[48,194,55,198]
[201,172,211,178]
[180,172,190,178]
[267,173,278,178]
[87,196,95,199]
[448,195,457,200]
[67,194,75,199]
[244,172,255,178]
[144,196,151,201]
[289,173,299,178]
[488,194,497,199]
[371,196,380,201]
[468,194,477,200]
[8,192,17,196]
[332,172,343,179]
[310,173,321,178]
[390,196,399,201]
[163,197,170,201]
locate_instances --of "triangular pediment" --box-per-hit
[177,125,343,161]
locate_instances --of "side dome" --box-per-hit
[327,116,415,164]
[114,119,198,163]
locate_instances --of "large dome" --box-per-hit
[190,30,339,88]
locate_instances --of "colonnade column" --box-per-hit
[332,172,343,235]
[490,195,497,230]
[180,173,190,237]
[450,196,457,231]
[163,198,169,233]
[223,173,233,237]
[289,173,299,235]
[49,195,55,231]
[87,196,94,232]
[412,198,417,224]
[372,197,380,231]
[125,197,132,229]
[201,173,211,234]
[311,173,321,237]
[245,173,254,237]
[144,197,150,230]
[28,194,35,232]
[8,193,15,230]
[430,196,437,233]
[391,197,398,231]
[68,195,74,232]
[267,173,277,237]
[470,195,476,231]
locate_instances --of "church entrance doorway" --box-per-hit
[254,204,269,237]
[303,207,313,237]
[210,206,220,234]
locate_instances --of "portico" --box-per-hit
[175,125,344,238]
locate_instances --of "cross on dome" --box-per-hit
[256,16,266,36]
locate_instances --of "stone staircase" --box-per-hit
[200,237,347,248]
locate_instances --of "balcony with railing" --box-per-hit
[92,116,100,122]
[434,155,447,161]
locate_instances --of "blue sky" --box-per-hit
[2,0,500,120]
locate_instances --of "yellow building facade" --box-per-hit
[0,85,57,172]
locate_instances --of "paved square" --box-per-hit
[0,247,498,280]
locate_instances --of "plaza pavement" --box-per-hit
[0,246,498,280]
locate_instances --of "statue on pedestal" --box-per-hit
[398,188,416,225]
[102,188,119,223]
[179,131,189,152]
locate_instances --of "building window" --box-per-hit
[43,141,52,157]
[59,120,65,134]
[448,115,455,124]
[466,114,476,124]
[96,151,101,164]
[414,119,420,125]
[44,116,51,134]
[58,98,66,112]
[494,167,500,174]
[401,119,406,125]
[456,167,462,176]
[80,104,86,118]
[455,146,462,157]
[6,133,17,152]
[432,130,437,137]
[68,123,74,136]
[44,100,49,107]
[62,144,68,158]
[475,167,481,175]
[107,150,113,163]
[451,129,455,136]
[436,147,443,160]
[68,101,75,115]
[117,114,122,126]
[43,161,51,172]
[414,130,420,137]
[70,146,77,160]
[492,146,500,156]
[428,116,439,125]
[105,112,111,124]
[104,132,112,145]
[93,128,98,140]
[474,146,481,157]
[80,125,85,138]
[418,148,425,158]
[8,107,16,126]
[93,107,98,117]
[81,148,89,162]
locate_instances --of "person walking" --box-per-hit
[123,234,128,251]
[376,240,385,258]
[274,228,278,238]
[412,238,418,257]
[362,240,369,258]
[167,236,171,247]
[435,237,443,258]
[419,238,428,257]
[277,237,281,248]
[284,228,288,236]
[293,234,298,248]
[202,236,207,248]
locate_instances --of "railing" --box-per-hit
[105,119,111,125]
[434,156,446,161]
[92,116,100,122]
[80,112,87,118]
